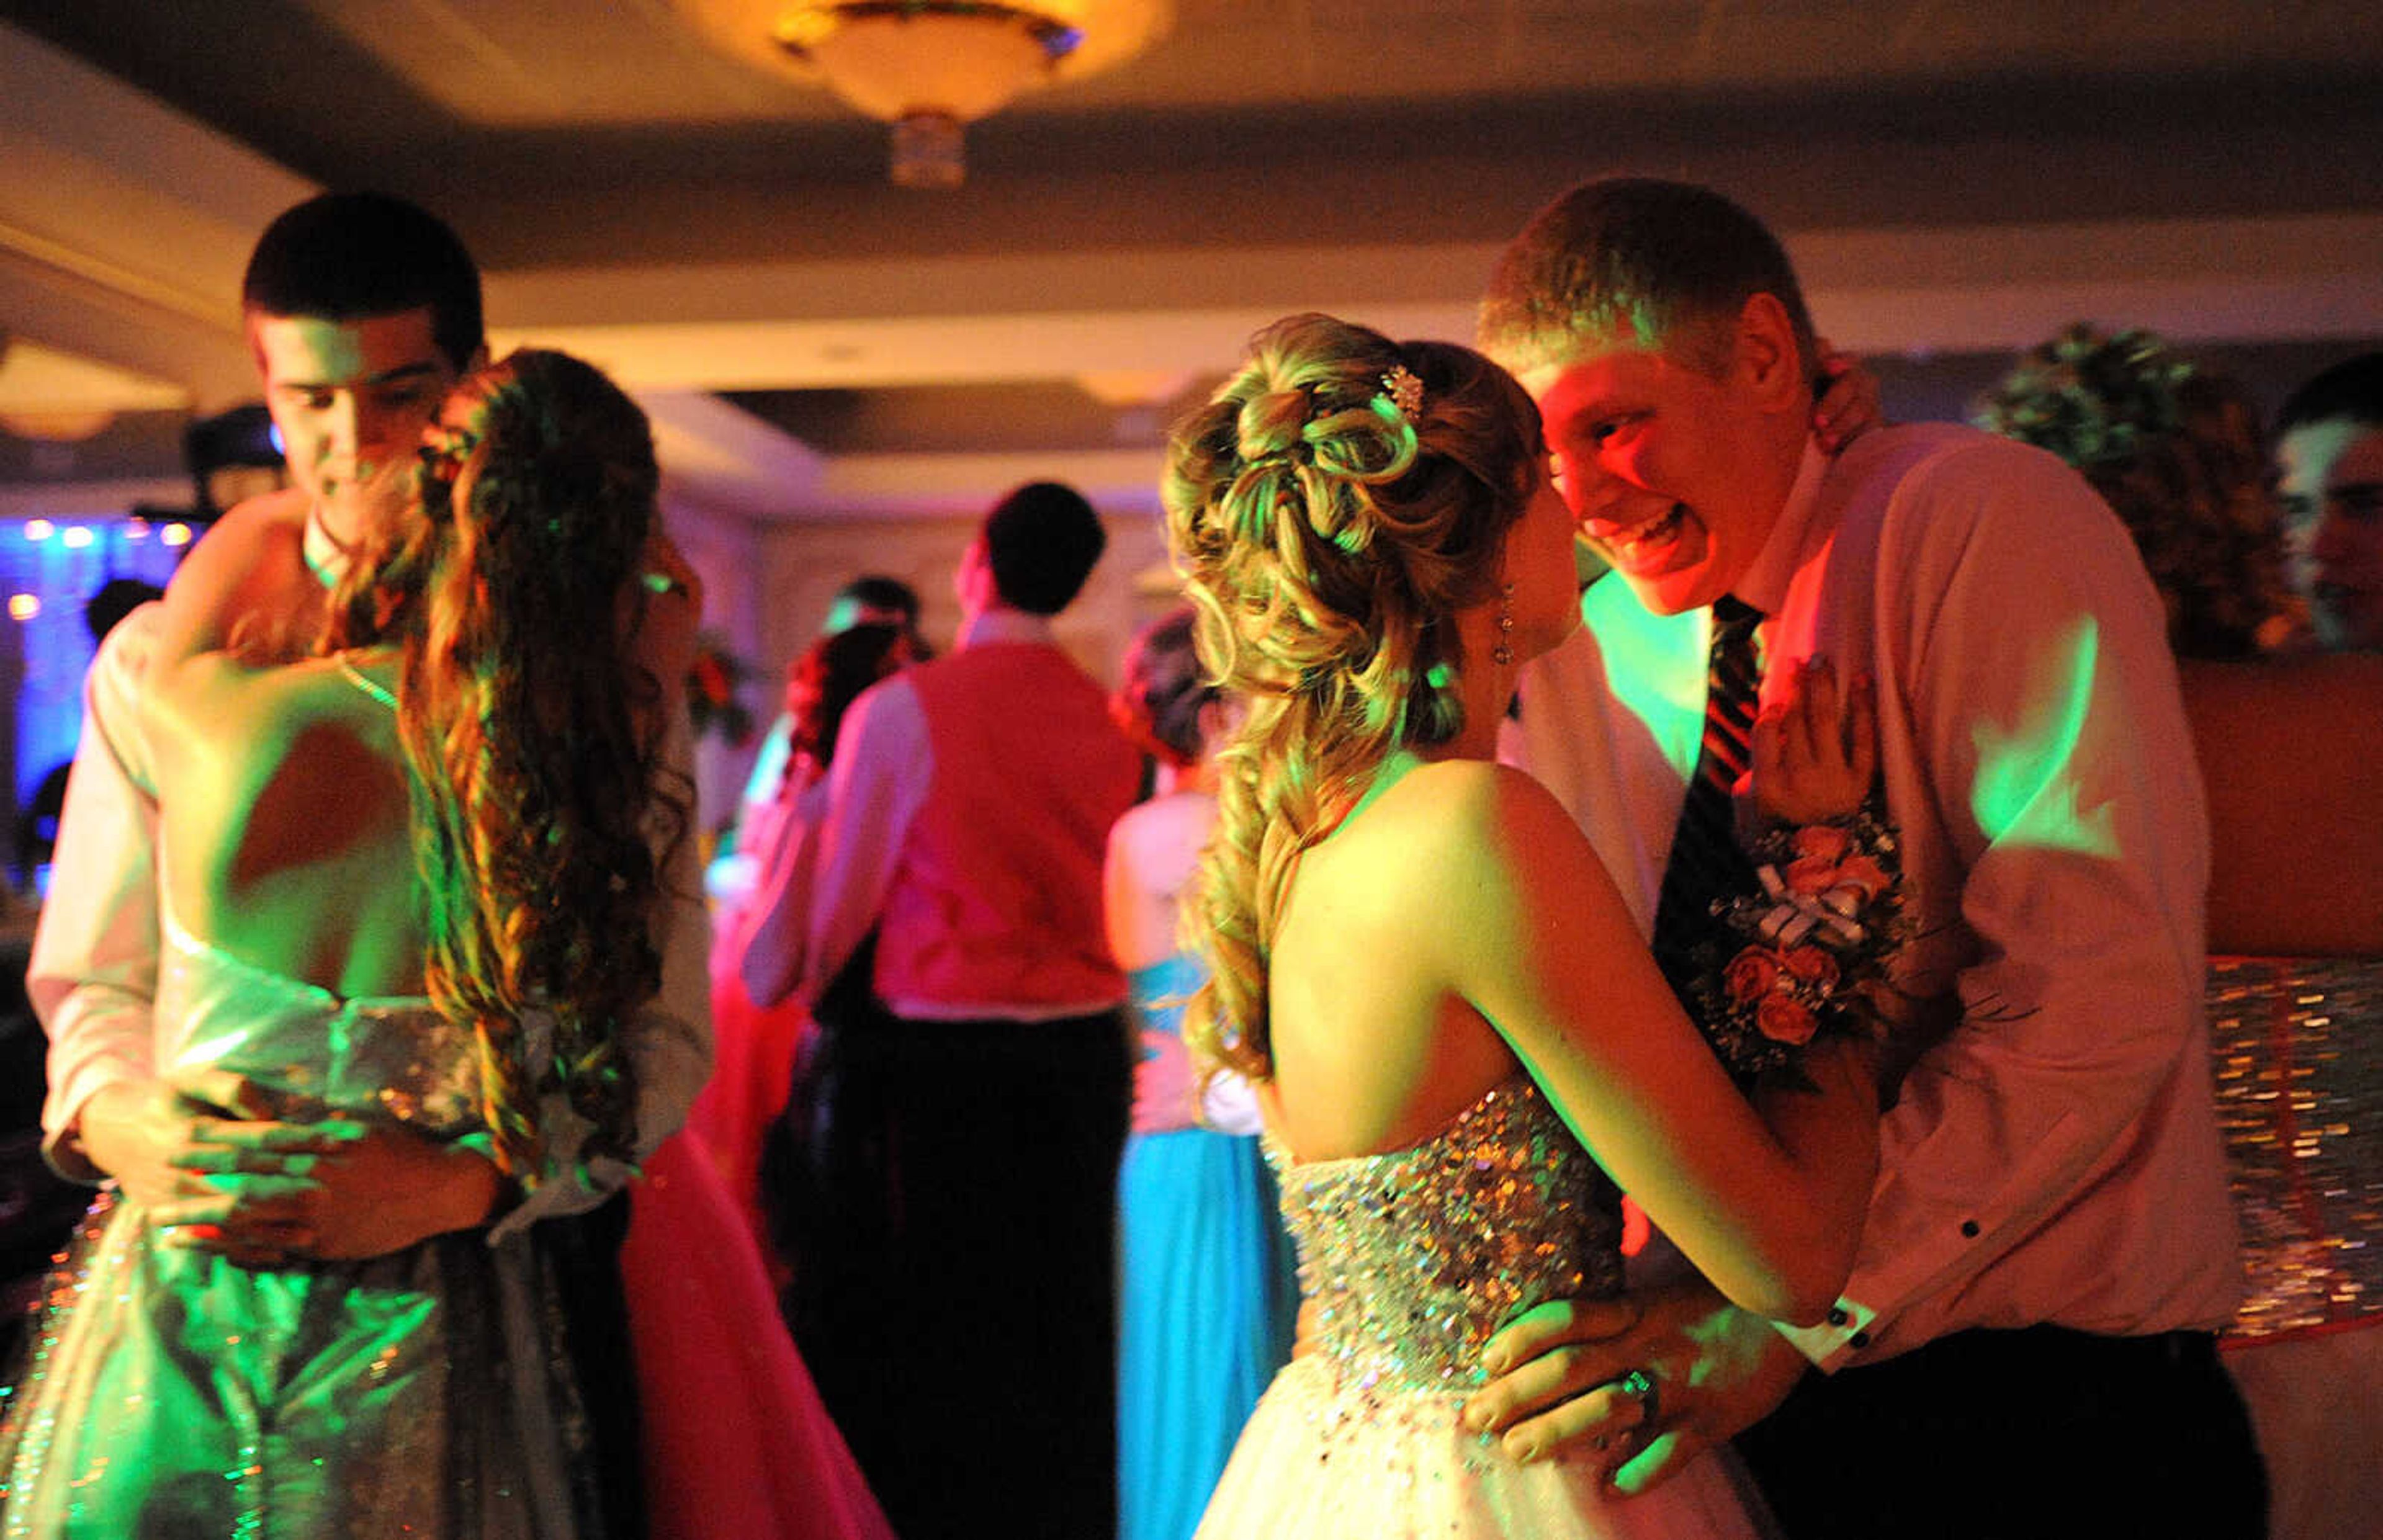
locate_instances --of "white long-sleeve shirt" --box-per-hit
[1507,426,2242,1369]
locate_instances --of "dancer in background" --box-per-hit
[1976,321,2305,656]
[740,482,1140,1540]
[2274,353,2383,653]
[698,621,912,1251]
[1106,606,1296,1540]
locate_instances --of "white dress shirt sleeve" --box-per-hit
[737,674,930,1010]
[29,607,166,1181]
[1784,439,2219,1366]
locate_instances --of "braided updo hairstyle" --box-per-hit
[328,347,675,1184]
[1164,312,1544,1082]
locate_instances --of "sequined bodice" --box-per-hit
[2209,955,2383,1336]
[1268,1075,1623,1399]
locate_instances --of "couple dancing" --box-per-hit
[1,344,686,1534]
[4,190,889,1539]
[1173,179,2261,1540]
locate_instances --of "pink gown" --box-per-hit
[622,1132,897,1540]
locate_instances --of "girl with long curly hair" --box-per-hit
[0,349,695,1538]
[1169,314,1885,1540]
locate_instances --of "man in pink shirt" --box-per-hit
[741,481,1143,1540]
[1465,178,2260,1539]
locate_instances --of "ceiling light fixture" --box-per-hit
[676,1,1173,189]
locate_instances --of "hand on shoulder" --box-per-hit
[154,487,315,665]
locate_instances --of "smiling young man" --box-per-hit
[1468,178,2260,1540]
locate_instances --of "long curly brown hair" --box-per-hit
[326,347,678,1183]
[1976,323,2304,658]
[1163,313,1543,1082]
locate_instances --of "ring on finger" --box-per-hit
[1613,1367,1659,1428]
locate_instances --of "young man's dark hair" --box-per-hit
[836,574,922,624]
[982,481,1106,615]
[241,192,484,373]
[2278,351,2383,434]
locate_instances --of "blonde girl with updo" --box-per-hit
[1167,313,1883,1539]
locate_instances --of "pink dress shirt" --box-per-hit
[1508,425,2242,1369]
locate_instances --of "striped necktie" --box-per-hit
[1650,596,1764,1001]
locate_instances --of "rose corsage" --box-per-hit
[1685,801,1908,1088]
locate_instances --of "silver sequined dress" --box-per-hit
[0,915,604,1539]
[1193,1074,1761,1539]
[2206,956,2383,1540]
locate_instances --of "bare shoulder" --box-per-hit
[1361,758,1630,983]
[1302,759,1598,951]
[1380,758,1584,870]
[155,488,310,661]
[627,529,702,691]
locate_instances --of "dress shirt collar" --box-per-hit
[955,607,1057,651]
[1731,436,1833,620]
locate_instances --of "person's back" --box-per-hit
[144,648,423,1001]
[754,479,1142,1540]
[2181,650,2383,1540]
[876,638,1138,1008]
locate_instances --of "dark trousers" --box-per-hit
[771,1008,1133,1540]
[546,1192,647,1540]
[1735,1324,2266,1540]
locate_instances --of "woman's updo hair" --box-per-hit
[1162,312,1545,1081]
[1111,605,1218,769]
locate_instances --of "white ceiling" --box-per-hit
[2,0,2379,521]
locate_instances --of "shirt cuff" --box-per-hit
[1774,1296,1883,1371]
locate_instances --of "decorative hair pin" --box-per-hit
[1380,364,1425,423]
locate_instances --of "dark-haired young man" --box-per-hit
[2276,351,2383,652]
[28,192,705,1534]
[1462,177,2259,1539]
[742,481,1142,1540]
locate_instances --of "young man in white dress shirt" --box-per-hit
[30,191,707,1536]
[1460,177,2261,1539]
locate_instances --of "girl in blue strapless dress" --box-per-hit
[1115,957,1300,1540]
[1107,607,1299,1540]
[1162,316,1892,1540]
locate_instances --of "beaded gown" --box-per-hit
[0,910,606,1539]
[1193,1072,1762,1540]
[2206,956,2383,1540]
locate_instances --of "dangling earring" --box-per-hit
[1492,581,1515,667]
